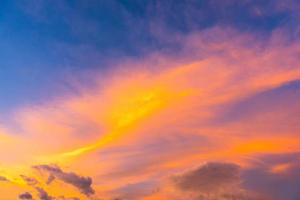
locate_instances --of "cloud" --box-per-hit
[20,175,38,186]
[0,176,8,182]
[242,152,300,200]
[56,197,79,200]
[5,26,298,199]
[19,192,33,199]
[35,187,53,200]
[18,173,82,200]
[108,180,158,200]
[146,162,262,200]
[1,8,300,199]
[46,174,55,185]
[172,162,240,193]
[19,175,53,200]
[33,165,94,196]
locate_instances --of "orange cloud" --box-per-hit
[1,28,300,199]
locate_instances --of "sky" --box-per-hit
[0,0,300,199]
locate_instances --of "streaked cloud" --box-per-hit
[1,27,300,198]
[0,1,300,199]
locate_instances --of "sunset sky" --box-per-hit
[1,1,300,200]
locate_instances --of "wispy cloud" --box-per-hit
[1,1,300,199]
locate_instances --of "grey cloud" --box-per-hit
[19,175,52,200]
[35,187,53,200]
[19,192,33,199]
[165,162,262,200]
[33,164,94,196]
[46,174,55,185]
[172,162,240,193]
[18,186,80,200]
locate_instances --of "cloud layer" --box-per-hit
[0,1,300,199]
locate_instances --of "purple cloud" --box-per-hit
[33,165,94,196]
[19,192,33,200]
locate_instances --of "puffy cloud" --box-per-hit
[146,162,262,200]
[18,175,53,200]
[19,192,33,199]
[33,165,94,196]
[35,187,53,200]
[18,173,82,200]
[172,162,240,193]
